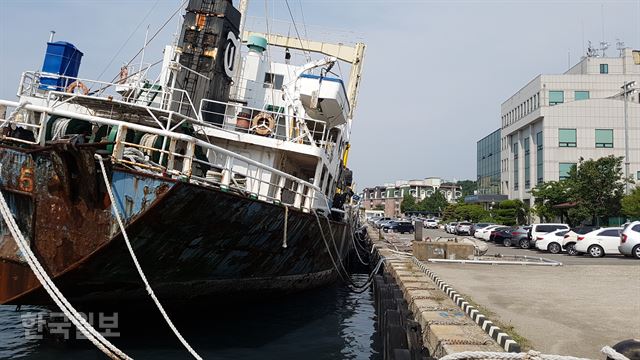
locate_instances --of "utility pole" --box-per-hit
[621,80,637,195]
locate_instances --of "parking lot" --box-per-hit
[384,227,640,358]
[423,228,637,266]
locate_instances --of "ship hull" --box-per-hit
[0,145,351,306]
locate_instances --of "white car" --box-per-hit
[619,221,640,259]
[424,219,439,229]
[445,222,457,233]
[574,227,623,257]
[528,223,570,248]
[474,224,501,240]
[535,229,569,254]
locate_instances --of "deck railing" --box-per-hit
[0,99,327,213]
[18,71,198,117]
[199,99,328,146]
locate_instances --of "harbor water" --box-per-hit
[0,274,379,359]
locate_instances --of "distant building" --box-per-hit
[362,178,462,217]
[477,129,501,195]
[477,48,640,206]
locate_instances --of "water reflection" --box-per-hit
[0,274,379,359]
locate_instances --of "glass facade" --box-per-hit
[595,129,613,148]
[536,131,543,184]
[476,129,501,194]
[559,163,575,180]
[524,137,530,189]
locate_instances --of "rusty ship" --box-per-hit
[0,0,366,306]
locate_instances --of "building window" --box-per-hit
[549,91,564,105]
[559,163,575,180]
[524,138,530,189]
[637,171,640,180]
[513,143,519,191]
[600,63,609,74]
[536,131,543,184]
[559,128,577,147]
[575,91,590,100]
[595,129,613,148]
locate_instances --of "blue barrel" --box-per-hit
[39,41,83,91]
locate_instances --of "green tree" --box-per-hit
[400,193,416,213]
[373,204,384,211]
[418,189,449,214]
[568,156,625,226]
[493,200,518,226]
[457,180,477,197]
[531,180,570,222]
[453,204,488,222]
[621,187,640,219]
[442,204,458,221]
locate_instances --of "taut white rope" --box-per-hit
[0,175,130,359]
[95,154,203,360]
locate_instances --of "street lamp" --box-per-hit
[621,81,638,195]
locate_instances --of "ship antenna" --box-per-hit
[139,25,150,82]
[49,30,56,42]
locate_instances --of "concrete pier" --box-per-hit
[369,227,506,358]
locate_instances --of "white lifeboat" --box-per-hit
[298,73,350,128]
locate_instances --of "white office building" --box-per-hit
[499,48,640,204]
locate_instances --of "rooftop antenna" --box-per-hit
[616,39,626,57]
[586,41,598,57]
[49,30,56,42]
[600,4,608,57]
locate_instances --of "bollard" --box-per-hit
[414,221,424,241]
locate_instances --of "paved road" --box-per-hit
[388,227,640,358]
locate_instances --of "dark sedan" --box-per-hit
[492,226,530,247]
[383,221,414,234]
[488,226,510,242]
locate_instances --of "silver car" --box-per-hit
[455,222,473,235]
[619,221,640,259]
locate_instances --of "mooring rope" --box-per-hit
[0,183,130,359]
[282,205,288,248]
[601,346,632,360]
[95,154,203,360]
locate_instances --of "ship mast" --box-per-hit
[232,0,249,89]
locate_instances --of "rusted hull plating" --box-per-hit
[0,145,351,305]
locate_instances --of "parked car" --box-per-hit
[455,222,473,235]
[525,223,569,249]
[510,226,532,248]
[472,223,494,238]
[424,219,439,229]
[574,227,623,257]
[535,229,569,254]
[492,228,515,246]
[619,221,640,259]
[492,226,530,247]
[474,224,499,239]
[372,217,391,227]
[488,226,510,242]
[376,219,395,229]
[446,222,458,233]
[562,226,600,255]
[383,221,414,234]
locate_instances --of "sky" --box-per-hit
[1,0,639,189]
